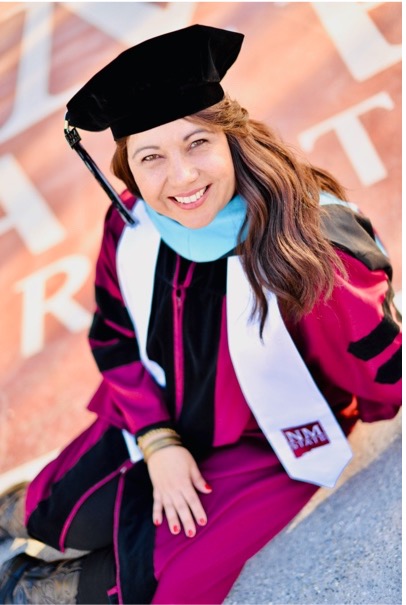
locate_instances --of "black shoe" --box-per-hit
[0,552,82,604]
[0,553,33,604]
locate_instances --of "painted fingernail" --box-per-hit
[187,529,195,538]
[199,518,207,526]
[154,519,160,526]
[173,525,180,534]
[205,483,212,491]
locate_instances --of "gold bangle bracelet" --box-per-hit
[137,428,180,450]
[142,436,182,455]
[143,437,182,463]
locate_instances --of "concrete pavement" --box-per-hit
[226,413,402,604]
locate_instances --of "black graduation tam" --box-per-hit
[66,24,244,139]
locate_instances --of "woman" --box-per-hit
[0,24,401,604]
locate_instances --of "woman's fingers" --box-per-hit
[155,487,208,537]
[183,486,208,530]
[162,499,182,535]
[190,463,213,496]
[152,491,163,527]
[176,488,208,536]
[165,494,195,537]
[153,492,184,535]
[147,447,212,536]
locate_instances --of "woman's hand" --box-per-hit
[146,445,212,537]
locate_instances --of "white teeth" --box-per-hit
[174,187,206,204]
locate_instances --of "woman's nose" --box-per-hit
[168,156,198,187]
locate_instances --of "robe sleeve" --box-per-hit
[291,249,401,424]
[86,203,172,435]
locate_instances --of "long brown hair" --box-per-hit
[111,95,346,334]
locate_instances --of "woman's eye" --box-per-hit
[190,139,207,149]
[142,154,160,162]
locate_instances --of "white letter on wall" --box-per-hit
[15,255,92,357]
[0,154,65,253]
[0,2,196,144]
[298,92,394,186]
[312,2,401,81]
[0,4,78,144]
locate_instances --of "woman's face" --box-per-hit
[127,118,236,229]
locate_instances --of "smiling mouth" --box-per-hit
[171,186,209,205]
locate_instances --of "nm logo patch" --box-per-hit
[282,422,330,458]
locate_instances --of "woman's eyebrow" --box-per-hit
[183,128,210,141]
[131,144,160,159]
[132,128,210,158]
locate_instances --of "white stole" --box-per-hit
[118,201,352,487]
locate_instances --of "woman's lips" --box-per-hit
[169,185,210,210]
